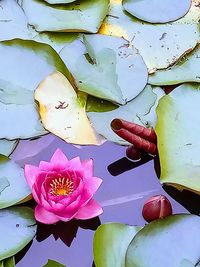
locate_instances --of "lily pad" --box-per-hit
[20,0,109,33]
[122,0,191,24]
[155,83,200,193]
[134,87,165,128]
[33,32,79,53]
[0,38,71,140]
[94,223,141,267]
[35,71,104,145]
[126,214,200,267]
[0,207,36,261]
[86,96,118,113]
[44,0,75,3]
[175,0,200,24]
[0,140,18,157]
[0,0,29,41]
[60,34,148,104]
[88,85,159,145]
[99,0,199,72]
[149,44,200,85]
[0,256,15,267]
[0,158,31,209]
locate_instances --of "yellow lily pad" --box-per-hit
[35,71,103,145]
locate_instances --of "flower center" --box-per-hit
[50,177,74,196]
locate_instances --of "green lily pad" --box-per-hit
[94,223,141,267]
[0,158,31,209]
[20,0,109,33]
[88,85,160,145]
[44,0,75,3]
[0,38,71,140]
[155,83,200,193]
[99,0,199,72]
[86,96,118,113]
[122,0,191,24]
[43,259,65,267]
[126,214,200,267]
[0,207,36,261]
[0,256,15,267]
[0,0,29,41]
[134,87,165,128]
[149,44,200,85]
[33,32,79,53]
[60,34,148,104]
[0,140,18,157]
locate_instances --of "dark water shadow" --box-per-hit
[108,154,155,176]
[153,156,200,215]
[15,241,33,264]
[36,216,101,247]
[163,185,200,215]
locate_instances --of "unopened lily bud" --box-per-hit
[142,195,172,223]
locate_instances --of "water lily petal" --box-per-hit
[35,205,59,224]
[84,177,102,195]
[39,161,53,171]
[24,164,40,188]
[32,184,41,205]
[51,148,69,163]
[82,159,94,178]
[35,172,48,192]
[69,157,82,171]
[75,199,103,220]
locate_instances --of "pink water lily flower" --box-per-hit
[25,149,103,224]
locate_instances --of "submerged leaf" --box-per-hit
[0,158,31,209]
[94,223,141,267]
[123,0,191,24]
[99,0,199,72]
[0,207,36,261]
[21,0,109,33]
[126,215,200,267]
[43,259,65,267]
[156,84,200,193]
[149,44,200,85]
[35,71,104,145]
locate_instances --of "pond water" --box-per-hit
[12,135,187,267]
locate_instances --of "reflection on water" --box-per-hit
[108,155,154,176]
[36,217,101,247]
[13,136,187,267]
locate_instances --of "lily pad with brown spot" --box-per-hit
[35,71,104,145]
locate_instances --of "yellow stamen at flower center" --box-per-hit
[50,177,74,196]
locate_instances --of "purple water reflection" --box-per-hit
[12,135,187,267]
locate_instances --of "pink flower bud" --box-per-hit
[142,195,172,223]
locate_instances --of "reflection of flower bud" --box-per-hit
[142,195,172,223]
